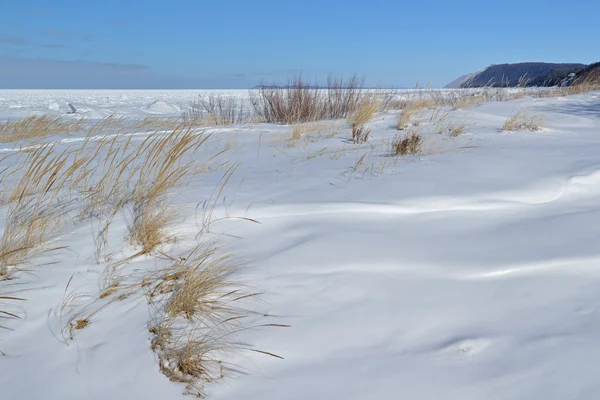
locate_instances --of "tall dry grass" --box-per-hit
[0,122,212,275]
[127,127,209,254]
[0,115,85,142]
[87,114,126,135]
[0,143,82,278]
[249,75,370,124]
[347,99,378,127]
[325,75,368,118]
[185,94,250,126]
[0,198,67,278]
[0,115,283,396]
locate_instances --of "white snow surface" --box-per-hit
[1,90,600,399]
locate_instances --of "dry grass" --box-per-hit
[446,119,472,137]
[428,90,485,110]
[0,122,210,274]
[2,143,76,204]
[132,116,183,131]
[87,114,127,135]
[449,93,487,109]
[347,99,378,127]
[185,94,250,126]
[0,294,23,320]
[0,134,133,276]
[249,77,325,124]
[146,245,286,397]
[396,110,413,130]
[0,143,78,278]
[161,250,235,320]
[502,111,544,131]
[288,121,337,147]
[249,75,370,124]
[531,81,600,98]
[427,88,530,110]
[289,125,306,146]
[0,200,64,278]
[391,131,423,156]
[0,115,85,142]
[0,115,285,396]
[324,75,367,118]
[396,99,433,130]
[127,127,209,254]
[128,200,176,255]
[0,294,24,354]
[351,124,370,144]
[0,113,181,144]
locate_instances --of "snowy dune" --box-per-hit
[1,90,600,399]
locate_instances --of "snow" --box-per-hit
[0,89,248,119]
[1,89,600,399]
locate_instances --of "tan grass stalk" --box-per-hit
[446,119,472,137]
[391,131,423,156]
[396,99,434,130]
[128,126,209,254]
[347,99,378,127]
[502,111,544,131]
[0,115,85,143]
[249,74,369,124]
[351,124,370,144]
[288,121,337,147]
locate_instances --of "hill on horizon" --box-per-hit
[446,62,586,88]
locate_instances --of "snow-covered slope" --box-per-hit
[444,71,480,88]
[2,90,600,400]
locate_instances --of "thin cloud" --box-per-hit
[0,49,27,57]
[40,44,71,49]
[0,36,32,46]
[0,56,245,89]
[43,29,94,41]
[0,56,151,89]
[0,36,71,51]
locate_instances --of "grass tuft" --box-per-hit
[249,74,369,124]
[446,119,472,137]
[184,94,250,126]
[351,124,370,144]
[502,111,544,131]
[391,131,423,156]
[396,99,433,130]
[147,245,286,397]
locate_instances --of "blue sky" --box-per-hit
[0,0,598,88]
